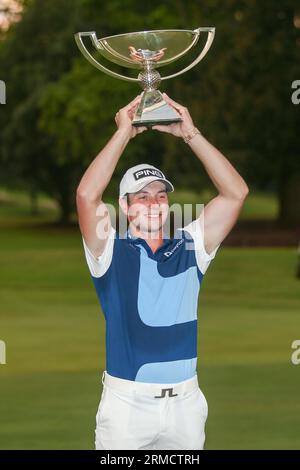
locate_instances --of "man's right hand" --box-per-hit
[115,94,148,139]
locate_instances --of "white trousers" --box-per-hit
[95,371,208,450]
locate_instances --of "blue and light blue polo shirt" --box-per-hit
[82,219,220,384]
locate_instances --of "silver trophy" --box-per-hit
[75,28,215,127]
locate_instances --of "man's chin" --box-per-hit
[140,223,163,238]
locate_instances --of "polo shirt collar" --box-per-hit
[126,227,170,242]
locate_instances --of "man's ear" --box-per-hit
[119,196,128,216]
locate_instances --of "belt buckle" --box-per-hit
[154,387,178,398]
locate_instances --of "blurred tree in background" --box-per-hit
[0,0,299,224]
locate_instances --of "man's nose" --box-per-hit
[148,198,160,206]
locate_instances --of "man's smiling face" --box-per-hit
[119,180,169,237]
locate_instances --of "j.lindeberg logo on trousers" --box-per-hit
[133,169,164,181]
[154,387,178,398]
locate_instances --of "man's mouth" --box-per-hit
[147,214,161,218]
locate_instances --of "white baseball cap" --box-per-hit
[119,163,174,198]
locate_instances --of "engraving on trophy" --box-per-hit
[75,28,215,127]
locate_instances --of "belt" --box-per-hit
[101,370,199,399]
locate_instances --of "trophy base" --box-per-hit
[133,118,182,128]
[132,90,182,128]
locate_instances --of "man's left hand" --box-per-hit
[152,93,197,139]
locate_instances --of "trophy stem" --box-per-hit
[138,60,161,91]
[133,60,182,127]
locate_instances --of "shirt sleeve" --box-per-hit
[81,226,116,278]
[179,218,221,275]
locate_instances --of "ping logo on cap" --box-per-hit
[133,168,164,181]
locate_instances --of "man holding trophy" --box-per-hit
[75,29,249,450]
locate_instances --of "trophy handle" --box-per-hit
[160,27,215,81]
[75,32,139,83]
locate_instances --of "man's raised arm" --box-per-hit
[76,95,147,258]
[152,93,249,255]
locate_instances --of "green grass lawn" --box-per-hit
[0,189,299,449]
[169,189,278,221]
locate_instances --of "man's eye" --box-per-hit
[139,196,146,200]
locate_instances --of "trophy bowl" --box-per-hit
[75,28,215,127]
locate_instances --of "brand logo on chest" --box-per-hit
[163,238,184,257]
